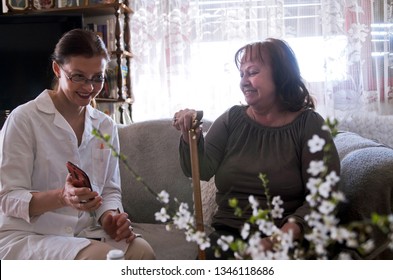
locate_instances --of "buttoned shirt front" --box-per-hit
[0,90,123,259]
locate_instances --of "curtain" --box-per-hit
[129,0,393,122]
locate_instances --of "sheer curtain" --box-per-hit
[129,0,393,122]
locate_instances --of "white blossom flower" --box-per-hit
[306,211,322,222]
[307,135,326,153]
[304,211,322,229]
[157,190,170,204]
[361,239,375,254]
[246,232,264,259]
[329,227,348,243]
[347,239,359,248]
[241,223,250,240]
[248,195,259,209]
[279,231,294,252]
[325,171,340,186]
[318,200,335,215]
[338,252,352,260]
[155,207,170,222]
[272,196,283,206]
[332,191,346,202]
[307,160,325,176]
[322,214,339,228]
[173,203,193,229]
[186,230,210,250]
[271,206,284,219]
[318,181,332,198]
[321,124,330,131]
[256,219,277,236]
[306,177,323,194]
[306,194,319,207]
[249,195,260,216]
[217,235,234,251]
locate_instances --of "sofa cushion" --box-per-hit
[335,132,393,258]
[133,223,198,259]
[334,131,387,160]
[118,119,212,224]
[334,131,393,221]
[118,119,191,223]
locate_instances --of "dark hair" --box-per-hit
[51,29,110,92]
[234,38,315,111]
[52,28,110,65]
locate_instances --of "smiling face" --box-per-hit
[239,49,277,109]
[53,55,107,108]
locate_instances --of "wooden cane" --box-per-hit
[188,110,206,260]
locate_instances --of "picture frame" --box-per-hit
[6,0,29,12]
[33,0,55,9]
[88,0,109,6]
[57,0,84,8]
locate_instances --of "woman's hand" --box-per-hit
[101,210,136,243]
[260,236,275,251]
[30,174,102,217]
[172,108,202,143]
[260,221,302,251]
[60,174,102,212]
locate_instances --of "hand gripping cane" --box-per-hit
[188,110,206,260]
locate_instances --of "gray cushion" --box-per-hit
[133,223,198,259]
[334,131,387,160]
[334,131,393,221]
[118,119,212,224]
[334,132,393,258]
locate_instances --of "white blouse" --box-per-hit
[0,90,125,259]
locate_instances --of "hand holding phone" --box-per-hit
[66,161,93,190]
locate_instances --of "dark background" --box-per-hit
[0,13,83,128]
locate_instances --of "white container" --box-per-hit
[106,249,125,260]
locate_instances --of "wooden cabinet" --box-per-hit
[5,1,134,123]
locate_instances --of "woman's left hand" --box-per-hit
[260,236,274,251]
[101,210,136,243]
[260,221,302,251]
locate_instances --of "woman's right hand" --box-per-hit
[29,174,102,217]
[172,108,202,143]
[60,174,102,212]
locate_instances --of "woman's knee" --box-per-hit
[124,238,156,260]
[75,240,113,260]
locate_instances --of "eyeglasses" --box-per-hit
[59,65,105,85]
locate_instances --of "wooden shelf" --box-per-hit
[3,1,134,123]
[112,50,133,58]
[95,97,124,103]
[5,3,133,17]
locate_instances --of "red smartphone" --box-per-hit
[66,161,92,190]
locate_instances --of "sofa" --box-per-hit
[117,115,393,260]
[118,119,213,260]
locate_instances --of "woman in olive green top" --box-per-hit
[172,38,340,259]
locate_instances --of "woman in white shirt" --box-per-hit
[0,29,155,260]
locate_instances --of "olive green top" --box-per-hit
[179,105,340,232]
